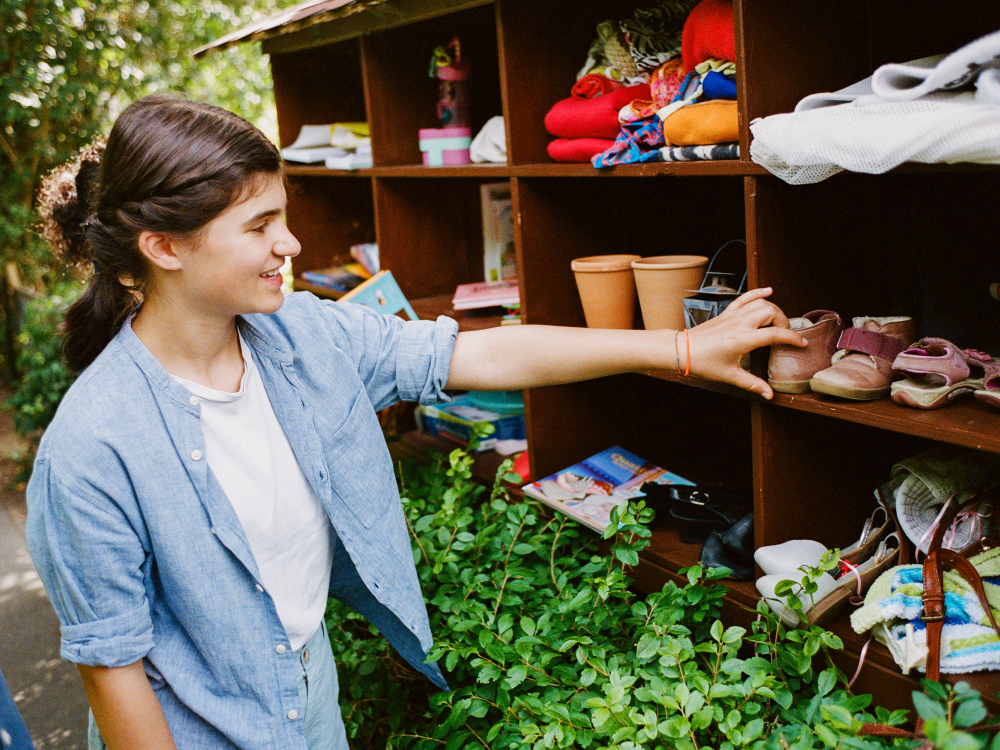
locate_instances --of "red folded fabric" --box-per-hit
[547,138,616,163]
[544,84,651,139]
[571,74,625,99]
[682,0,736,71]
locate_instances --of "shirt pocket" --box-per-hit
[320,391,394,529]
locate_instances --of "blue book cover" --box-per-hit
[522,445,693,532]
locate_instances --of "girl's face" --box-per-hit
[170,173,301,320]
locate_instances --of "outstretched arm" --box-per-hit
[446,287,806,399]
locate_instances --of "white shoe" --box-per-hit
[753,539,828,576]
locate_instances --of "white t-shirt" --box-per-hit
[172,335,334,651]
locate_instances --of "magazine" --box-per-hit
[521,445,694,533]
[452,278,520,310]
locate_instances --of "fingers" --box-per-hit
[715,290,790,330]
[726,367,775,400]
[724,287,773,312]
[747,326,808,350]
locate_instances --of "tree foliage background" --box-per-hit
[1,0,300,378]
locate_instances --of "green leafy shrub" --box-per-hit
[327,442,996,749]
[3,281,80,477]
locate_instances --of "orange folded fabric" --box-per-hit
[661,99,738,146]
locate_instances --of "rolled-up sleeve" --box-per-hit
[316,297,459,410]
[26,460,153,667]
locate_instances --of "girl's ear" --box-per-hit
[137,230,184,271]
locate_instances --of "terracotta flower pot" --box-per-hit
[631,255,709,330]
[570,254,641,329]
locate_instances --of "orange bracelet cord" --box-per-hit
[684,328,691,377]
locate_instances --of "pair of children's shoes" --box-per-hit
[768,311,916,401]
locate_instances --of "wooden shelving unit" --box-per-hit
[221,0,1000,713]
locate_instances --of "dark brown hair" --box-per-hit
[37,93,281,372]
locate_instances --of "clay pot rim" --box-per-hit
[631,255,709,270]
[570,254,642,273]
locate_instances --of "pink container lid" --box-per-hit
[418,126,472,139]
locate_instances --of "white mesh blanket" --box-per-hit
[749,29,1000,184]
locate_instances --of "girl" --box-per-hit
[27,93,804,750]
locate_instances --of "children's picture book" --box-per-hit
[452,278,520,310]
[349,242,380,276]
[299,263,369,295]
[480,182,516,283]
[522,445,694,533]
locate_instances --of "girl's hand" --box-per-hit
[686,287,807,399]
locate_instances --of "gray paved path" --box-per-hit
[0,406,89,749]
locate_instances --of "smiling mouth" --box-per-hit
[261,269,282,279]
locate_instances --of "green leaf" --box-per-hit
[953,698,987,728]
[921,679,949,701]
[513,542,535,555]
[820,703,855,731]
[816,667,837,697]
[912,690,948,721]
[815,724,840,746]
[615,547,639,566]
[743,718,764,743]
[520,616,536,637]
[710,620,724,642]
[505,664,528,688]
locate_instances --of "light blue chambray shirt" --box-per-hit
[26,292,457,749]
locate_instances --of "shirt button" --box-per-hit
[188,396,199,407]
[255,584,264,593]
[275,644,286,654]
[191,449,203,461]
[287,710,298,721]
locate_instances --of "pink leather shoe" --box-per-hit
[810,317,916,401]
[975,360,1000,411]
[890,338,993,410]
[767,310,844,394]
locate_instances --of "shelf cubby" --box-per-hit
[361,3,502,168]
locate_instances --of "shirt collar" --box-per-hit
[115,314,293,410]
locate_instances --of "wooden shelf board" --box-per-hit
[769,392,1000,453]
[284,164,373,177]
[641,373,1000,454]
[639,369,757,400]
[373,164,513,178]
[511,161,768,178]
[410,293,506,331]
[282,161,1000,182]
[284,161,768,179]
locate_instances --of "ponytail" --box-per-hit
[36,93,281,372]
[61,271,140,372]
[38,140,142,372]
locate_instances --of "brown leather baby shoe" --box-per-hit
[767,310,845,394]
[810,317,917,400]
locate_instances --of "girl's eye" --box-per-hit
[251,224,267,234]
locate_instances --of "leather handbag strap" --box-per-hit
[921,491,1000,682]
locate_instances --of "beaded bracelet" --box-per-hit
[684,328,691,377]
